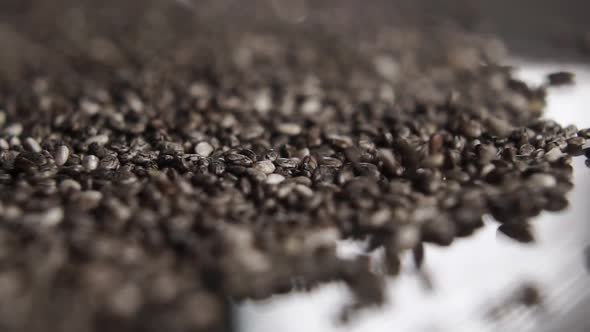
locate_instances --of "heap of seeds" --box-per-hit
[0,1,588,331]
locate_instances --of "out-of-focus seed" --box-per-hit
[195,141,215,157]
[24,137,42,152]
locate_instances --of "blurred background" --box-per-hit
[1,0,589,331]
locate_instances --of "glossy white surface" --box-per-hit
[238,62,590,332]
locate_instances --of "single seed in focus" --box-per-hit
[254,160,276,174]
[195,142,214,157]
[83,155,99,171]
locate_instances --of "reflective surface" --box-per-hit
[238,61,590,332]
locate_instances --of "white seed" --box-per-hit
[109,284,142,318]
[54,145,70,166]
[369,209,391,227]
[86,134,110,145]
[254,160,276,175]
[80,99,101,115]
[83,155,99,171]
[373,54,400,81]
[277,123,302,136]
[24,137,42,152]
[9,136,20,147]
[195,141,214,157]
[4,123,23,136]
[266,173,286,185]
[0,138,9,150]
[545,147,563,162]
[75,190,103,210]
[59,179,82,192]
[189,82,210,98]
[254,91,272,114]
[37,207,64,227]
[301,98,321,115]
[303,227,340,251]
[529,173,557,188]
[294,184,313,197]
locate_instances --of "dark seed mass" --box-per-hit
[0,0,588,331]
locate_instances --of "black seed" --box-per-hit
[98,155,120,170]
[547,71,575,86]
[517,283,543,307]
[412,243,425,269]
[209,159,226,175]
[498,223,535,243]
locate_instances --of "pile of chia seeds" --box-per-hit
[0,1,588,331]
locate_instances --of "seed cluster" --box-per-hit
[0,1,589,332]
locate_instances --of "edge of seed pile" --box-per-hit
[0,1,589,331]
